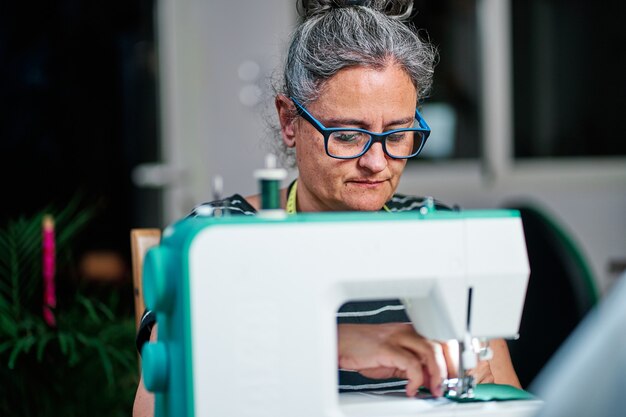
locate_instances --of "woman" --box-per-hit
[133,1,520,415]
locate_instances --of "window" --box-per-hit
[512,0,625,158]
[412,0,481,160]
[411,0,625,162]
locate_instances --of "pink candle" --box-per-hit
[42,215,57,327]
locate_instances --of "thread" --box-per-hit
[254,154,287,217]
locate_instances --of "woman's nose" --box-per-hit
[357,142,387,172]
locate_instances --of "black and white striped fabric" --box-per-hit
[136,184,453,392]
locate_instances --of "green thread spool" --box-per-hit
[260,179,281,209]
[254,154,287,217]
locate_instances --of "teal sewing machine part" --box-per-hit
[446,384,537,402]
[140,209,532,417]
[413,383,536,402]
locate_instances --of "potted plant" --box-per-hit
[0,198,138,417]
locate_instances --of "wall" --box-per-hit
[156,0,296,222]
[155,0,626,295]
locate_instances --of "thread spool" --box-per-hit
[254,154,287,218]
[211,175,227,217]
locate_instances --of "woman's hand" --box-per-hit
[441,338,521,388]
[467,359,496,384]
[337,323,453,397]
[476,338,522,388]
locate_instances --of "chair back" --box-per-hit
[130,228,161,331]
[504,203,598,389]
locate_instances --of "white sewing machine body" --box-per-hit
[141,209,540,417]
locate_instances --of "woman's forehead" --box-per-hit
[306,67,417,123]
[314,64,417,108]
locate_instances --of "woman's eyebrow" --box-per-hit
[386,116,415,127]
[321,117,365,127]
[321,116,415,128]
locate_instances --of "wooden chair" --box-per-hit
[130,228,162,332]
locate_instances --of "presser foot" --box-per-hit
[442,375,476,399]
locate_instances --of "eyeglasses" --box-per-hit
[291,97,431,159]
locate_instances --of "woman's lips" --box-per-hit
[348,179,387,189]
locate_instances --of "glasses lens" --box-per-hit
[326,129,427,159]
[385,130,426,158]
[327,130,371,158]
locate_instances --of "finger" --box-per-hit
[376,347,425,397]
[419,342,447,397]
[441,340,459,379]
[426,362,443,398]
[397,335,444,396]
[481,373,495,384]
[401,355,426,397]
[431,342,449,381]
[403,345,442,397]
[468,360,495,384]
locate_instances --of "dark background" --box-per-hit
[0,0,158,280]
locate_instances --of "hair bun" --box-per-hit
[298,0,414,21]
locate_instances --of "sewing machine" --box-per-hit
[141,207,543,417]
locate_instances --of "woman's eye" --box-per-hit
[387,132,407,143]
[332,132,362,143]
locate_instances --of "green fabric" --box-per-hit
[445,383,537,402]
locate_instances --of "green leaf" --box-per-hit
[8,335,36,369]
[94,342,115,386]
[56,202,99,250]
[76,295,101,323]
[0,313,18,338]
[65,333,79,365]
[57,332,69,355]
[75,332,91,346]
[0,339,15,355]
[36,332,56,362]
[107,348,136,371]
[95,299,116,322]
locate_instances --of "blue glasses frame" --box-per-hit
[291,97,431,160]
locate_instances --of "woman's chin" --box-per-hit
[341,182,394,211]
[343,197,389,212]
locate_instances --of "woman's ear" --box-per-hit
[275,95,297,148]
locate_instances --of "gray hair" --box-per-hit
[268,0,438,167]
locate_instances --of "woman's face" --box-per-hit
[278,62,418,212]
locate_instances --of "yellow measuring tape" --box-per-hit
[286,180,298,214]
